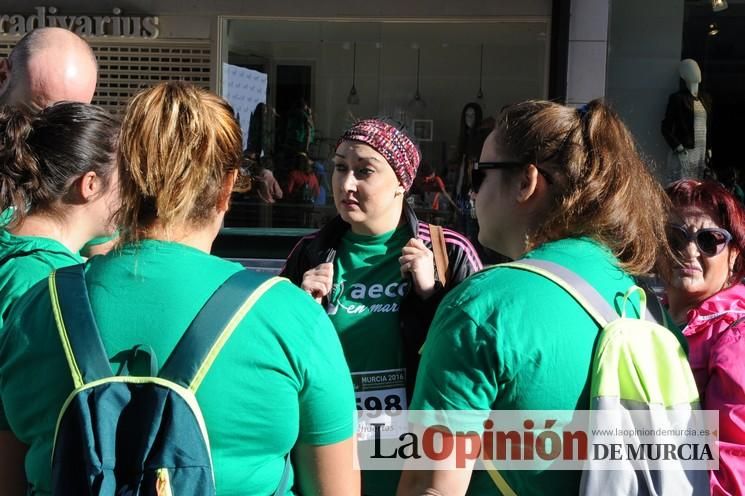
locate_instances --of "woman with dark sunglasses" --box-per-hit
[399,99,680,496]
[659,178,745,495]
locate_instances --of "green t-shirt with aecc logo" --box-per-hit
[327,225,411,496]
[329,226,411,373]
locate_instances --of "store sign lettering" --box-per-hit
[0,6,159,39]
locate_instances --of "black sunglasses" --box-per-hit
[667,224,732,257]
[472,161,554,193]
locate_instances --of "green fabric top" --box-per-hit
[81,233,118,249]
[0,207,14,227]
[328,226,410,496]
[329,226,409,373]
[411,237,683,496]
[0,229,82,330]
[0,240,355,495]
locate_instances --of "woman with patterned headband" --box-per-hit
[281,118,482,496]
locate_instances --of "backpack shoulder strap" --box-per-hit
[50,264,114,389]
[159,271,284,392]
[428,224,450,286]
[499,259,618,327]
[634,278,669,328]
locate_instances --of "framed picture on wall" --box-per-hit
[412,119,433,142]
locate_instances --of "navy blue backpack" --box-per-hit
[47,264,289,495]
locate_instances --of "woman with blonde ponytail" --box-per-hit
[0,82,358,496]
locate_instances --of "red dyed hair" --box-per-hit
[666,179,745,281]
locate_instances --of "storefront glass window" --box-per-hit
[220,18,550,232]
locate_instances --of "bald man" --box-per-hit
[0,28,108,255]
[0,27,98,109]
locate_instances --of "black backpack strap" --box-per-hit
[50,264,114,388]
[159,271,284,392]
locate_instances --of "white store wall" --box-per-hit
[566,0,686,180]
[605,0,686,181]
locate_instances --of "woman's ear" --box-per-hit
[78,171,103,202]
[217,169,239,213]
[729,248,740,279]
[515,164,540,203]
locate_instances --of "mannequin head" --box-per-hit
[458,102,484,159]
[461,102,483,130]
[679,59,701,97]
[465,107,477,128]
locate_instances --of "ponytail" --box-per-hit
[496,99,670,275]
[0,106,41,225]
[117,82,242,242]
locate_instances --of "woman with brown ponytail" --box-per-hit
[399,99,685,495]
[0,102,119,328]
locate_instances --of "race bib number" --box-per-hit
[353,368,408,440]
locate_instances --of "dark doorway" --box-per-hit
[275,64,312,152]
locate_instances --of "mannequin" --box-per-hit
[454,102,483,198]
[661,59,712,181]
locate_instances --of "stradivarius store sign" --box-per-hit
[0,6,159,38]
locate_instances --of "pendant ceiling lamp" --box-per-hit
[712,0,728,12]
[408,46,426,110]
[347,42,360,105]
[477,43,485,100]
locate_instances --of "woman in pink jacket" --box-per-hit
[661,178,745,495]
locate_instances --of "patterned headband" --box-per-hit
[337,119,421,191]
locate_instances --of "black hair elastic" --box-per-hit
[576,104,590,119]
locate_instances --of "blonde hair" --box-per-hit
[494,99,670,275]
[116,82,242,242]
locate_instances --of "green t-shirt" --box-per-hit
[328,226,410,496]
[79,232,119,257]
[411,237,683,496]
[0,240,355,496]
[0,229,82,329]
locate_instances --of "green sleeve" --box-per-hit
[0,311,16,431]
[297,306,356,445]
[411,303,501,414]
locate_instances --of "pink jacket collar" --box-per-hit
[684,283,745,336]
